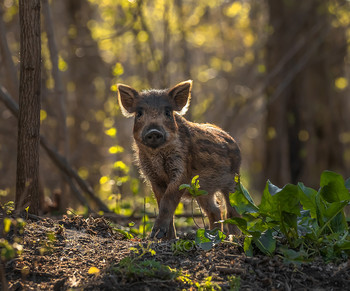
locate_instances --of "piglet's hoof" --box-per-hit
[150,226,167,239]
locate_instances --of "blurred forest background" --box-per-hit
[0,0,349,214]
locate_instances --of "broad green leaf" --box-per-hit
[317,201,348,235]
[320,170,345,187]
[319,171,350,203]
[274,184,300,216]
[224,217,263,239]
[204,228,226,243]
[223,217,248,232]
[268,181,282,196]
[279,247,309,264]
[235,175,257,205]
[298,183,317,218]
[244,236,253,256]
[281,211,298,235]
[315,190,326,227]
[319,182,350,203]
[325,201,348,233]
[229,186,258,215]
[247,218,270,234]
[195,228,226,250]
[259,181,278,219]
[324,201,348,219]
[254,229,276,255]
[260,182,300,221]
[230,176,258,214]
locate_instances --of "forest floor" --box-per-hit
[2,215,350,291]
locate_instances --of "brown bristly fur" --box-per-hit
[117,80,241,239]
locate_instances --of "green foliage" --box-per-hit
[227,275,241,291]
[180,176,226,250]
[195,228,226,250]
[116,257,180,281]
[0,212,26,263]
[179,175,208,197]
[195,276,221,291]
[2,201,15,215]
[0,239,23,261]
[224,171,350,262]
[113,221,138,239]
[113,243,188,283]
[171,239,196,255]
[39,231,57,255]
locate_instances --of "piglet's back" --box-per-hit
[176,115,241,178]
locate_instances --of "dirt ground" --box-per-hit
[1,215,350,290]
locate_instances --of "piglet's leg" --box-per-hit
[167,217,176,239]
[196,194,222,230]
[150,184,176,239]
[150,183,183,239]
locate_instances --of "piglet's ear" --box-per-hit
[168,80,192,115]
[117,84,139,117]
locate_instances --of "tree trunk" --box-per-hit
[264,0,348,187]
[15,0,41,214]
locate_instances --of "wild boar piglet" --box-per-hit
[117,80,241,239]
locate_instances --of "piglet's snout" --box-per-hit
[142,128,165,148]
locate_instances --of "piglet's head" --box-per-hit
[117,80,192,149]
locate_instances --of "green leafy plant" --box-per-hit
[113,221,137,239]
[195,276,221,291]
[0,212,26,290]
[39,231,57,255]
[179,175,209,198]
[227,275,241,291]
[180,176,226,250]
[113,243,190,284]
[0,239,23,262]
[195,228,226,251]
[224,171,350,262]
[171,239,196,255]
[0,215,26,262]
[2,201,15,215]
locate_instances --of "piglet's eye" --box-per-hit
[136,110,143,118]
[165,109,172,117]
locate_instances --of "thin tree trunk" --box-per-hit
[15,0,41,214]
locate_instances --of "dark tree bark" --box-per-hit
[264,0,348,187]
[15,0,41,214]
